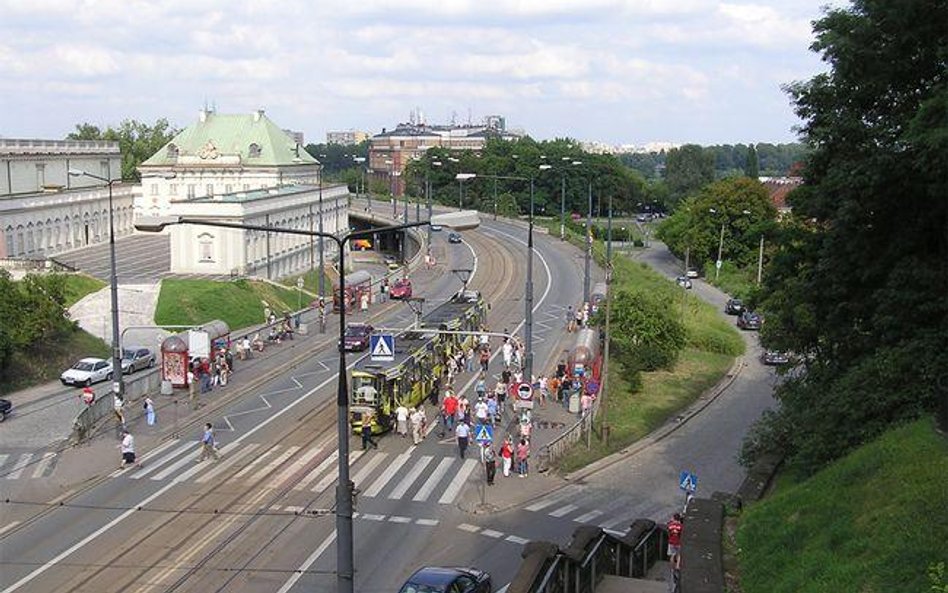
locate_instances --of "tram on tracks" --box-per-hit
[349,289,488,435]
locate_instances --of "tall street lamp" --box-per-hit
[455,166,549,379]
[68,168,126,402]
[584,180,593,305]
[456,173,475,211]
[709,208,751,281]
[318,163,326,298]
[135,213,469,593]
[560,159,582,240]
[427,160,442,251]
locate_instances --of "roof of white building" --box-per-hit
[141,110,317,168]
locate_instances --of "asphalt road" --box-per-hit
[0,214,593,593]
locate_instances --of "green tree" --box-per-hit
[745,0,948,474]
[68,119,177,181]
[663,144,715,208]
[744,144,759,179]
[606,289,686,372]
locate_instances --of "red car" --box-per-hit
[389,278,412,299]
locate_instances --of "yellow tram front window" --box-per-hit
[351,374,378,405]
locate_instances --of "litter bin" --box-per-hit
[569,392,581,414]
[161,380,173,396]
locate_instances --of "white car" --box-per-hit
[686,269,700,279]
[60,357,112,387]
[675,276,693,289]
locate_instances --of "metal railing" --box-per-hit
[509,522,667,593]
[540,397,599,470]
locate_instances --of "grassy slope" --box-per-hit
[62,274,106,308]
[737,418,948,593]
[2,328,109,394]
[154,278,302,331]
[554,230,744,472]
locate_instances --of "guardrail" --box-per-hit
[508,521,667,593]
[539,397,599,471]
[72,370,161,442]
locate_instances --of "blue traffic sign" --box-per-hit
[473,423,493,444]
[679,471,698,493]
[370,334,395,362]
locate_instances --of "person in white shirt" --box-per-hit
[502,341,514,369]
[474,398,489,424]
[395,404,409,437]
[119,430,140,469]
[410,407,426,445]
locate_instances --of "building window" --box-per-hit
[187,184,196,198]
[248,143,262,158]
[36,164,46,187]
[100,161,110,179]
[150,183,158,196]
[225,184,232,194]
[206,184,214,197]
[198,233,215,262]
[169,183,177,195]
[242,184,250,191]
[167,144,179,159]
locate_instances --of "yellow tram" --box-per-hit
[349,290,487,435]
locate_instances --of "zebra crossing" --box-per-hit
[523,485,664,534]
[0,451,59,480]
[118,439,483,506]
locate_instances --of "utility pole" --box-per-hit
[583,181,592,304]
[757,235,764,285]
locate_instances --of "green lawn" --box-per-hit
[737,418,948,593]
[62,274,106,308]
[1,327,109,394]
[154,278,303,330]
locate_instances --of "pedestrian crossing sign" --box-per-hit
[474,423,493,444]
[370,334,395,362]
[679,470,698,493]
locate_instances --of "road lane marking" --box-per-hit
[362,513,386,521]
[438,458,478,504]
[232,448,277,479]
[574,509,604,523]
[363,452,410,497]
[481,529,504,538]
[351,453,387,486]
[130,441,194,479]
[190,443,259,484]
[276,531,335,593]
[387,515,411,523]
[415,518,439,526]
[6,454,33,479]
[299,451,339,491]
[269,444,326,488]
[313,450,363,494]
[412,458,454,502]
[31,453,57,479]
[248,446,301,483]
[505,535,529,545]
[549,503,579,518]
[388,455,432,499]
[524,484,583,512]
[0,521,21,537]
[457,523,480,533]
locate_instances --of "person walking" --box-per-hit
[516,438,530,477]
[500,437,513,477]
[143,396,156,426]
[455,420,470,458]
[198,423,220,462]
[479,347,490,373]
[395,403,410,438]
[502,340,514,369]
[486,395,498,426]
[667,512,684,585]
[410,407,426,445]
[465,347,475,372]
[187,369,198,410]
[483,444,496,485]
[566,305,575,332]
[118,429,141,469]
[113,395,126,430]
[473,397,489,426]
[442,391,458,432]
[361,418,379,450]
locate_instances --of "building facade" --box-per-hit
[368,116,519,196]
[0,139,132,259]
[167,184,349,278]
[137,109,321,218]
[326,129,369,145]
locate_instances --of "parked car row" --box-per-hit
[60,348,156,387]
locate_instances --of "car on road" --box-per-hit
[760,350,790,365]
[724,298,744,315]
[383,255,401,271]
[447,232,463,244]
[60,357,112,387]
[636,214,648,223]
[0,398,12,422]
[389,278,412,299]
[341,323,374,351]
[737,310,763,330]
[120,347,156,374]
[675,276,693,289]
[685,268,700,279]
[398,566,491,593]
[429,224,443,232]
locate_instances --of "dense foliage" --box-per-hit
[744,0,948,474]
[403,137,652,218]
[655,177,777,271]
[0,271,76,381]
[619,143,806,182]
[67,119,177,182]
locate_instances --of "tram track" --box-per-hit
[2,221,536,593]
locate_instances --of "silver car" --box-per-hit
[121,348,156,373]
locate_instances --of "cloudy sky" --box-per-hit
[0,0,839,147]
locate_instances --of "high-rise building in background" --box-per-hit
[326,130,369,145]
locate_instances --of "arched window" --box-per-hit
[198,232,215,262]
[167,143,179,159]
[248,143,262,158]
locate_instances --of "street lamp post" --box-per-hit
[456,173,476,212]
[584,180,592,305]
[68,168,125,403]
[318,164,325,297]
[709,208,751,281]
[134,214,458,593]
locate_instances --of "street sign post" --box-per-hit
[370,334,395,362]
[679,470,698,493]
[474,423,493,445]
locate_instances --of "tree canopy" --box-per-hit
[0,271,75,380]
[67,119,177,182]
[745,0,948,474]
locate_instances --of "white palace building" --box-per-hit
[2,109,349,280]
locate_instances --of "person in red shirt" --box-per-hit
[442,392,459,433]
[667,513,683,569]
[499,437,514,477]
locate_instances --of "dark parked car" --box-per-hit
[121,347,156,374]
[342,323,374,351]
[675,276,693,289]
[389,278,412,299]
[398,566,491,593]
[0,398,12,422]
[447,232,463,244]
[761,350,790,365]
[724,298,744,315]
[737,310,762,330]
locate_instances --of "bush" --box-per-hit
[609,289,686,372]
